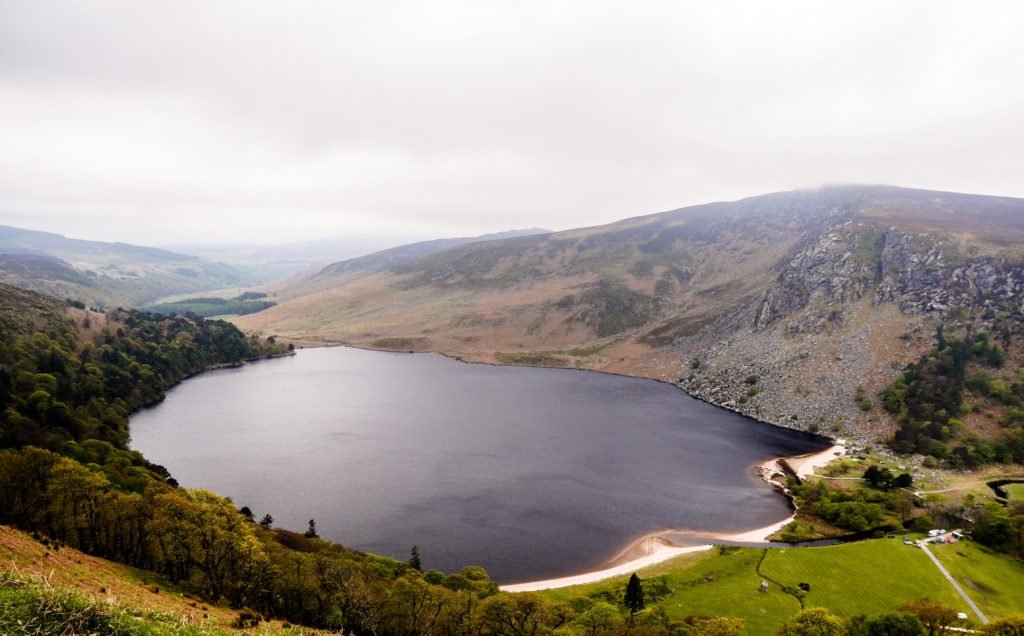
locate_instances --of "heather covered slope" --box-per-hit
[237,185,1024,442]
[237,187,852,360]
[263,227,552,301]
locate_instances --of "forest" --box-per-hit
[145,292,277,318]
[0,291,288,488]
[883,325,1024,467]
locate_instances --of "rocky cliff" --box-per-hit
[678,214,1024,444]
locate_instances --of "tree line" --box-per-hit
[145,291,277,318]
[787,463,1024,558]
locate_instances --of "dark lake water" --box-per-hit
[130,346,826,583]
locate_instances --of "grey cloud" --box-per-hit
[1,1,1023,245]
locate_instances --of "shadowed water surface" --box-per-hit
[130,346,826,582]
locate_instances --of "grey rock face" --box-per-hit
[757,224,1024,333]
[875,231,1024,316]
[754,222,875,334]
[674,219,1024,443]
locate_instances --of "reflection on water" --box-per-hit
[131,347,827,582]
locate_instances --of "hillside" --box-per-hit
[236,185,1024,444]
[170,228,550,286]
[0,525,289,632]
[0,225,252,308]
[260,227,552,301]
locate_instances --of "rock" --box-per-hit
[669,219,1023,444]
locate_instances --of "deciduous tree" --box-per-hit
[899,598,960,636]
[776,608,845,636]
[980,614,1024,635]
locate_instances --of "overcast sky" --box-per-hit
[1,1,1023,246]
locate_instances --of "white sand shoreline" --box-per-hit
[711,443,844,543]
[502,538,714,592]
[500,443,845,592]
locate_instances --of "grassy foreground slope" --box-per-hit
[0,526,311,634]
[760,541,963,616]
[1006,483,1024,500]
[930,541,1024,618]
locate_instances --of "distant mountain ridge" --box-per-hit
[317,228,551,278]
[235,184,1024,442]
[0,224,251,308]
[310,228,551,284]
[0,225,195,261]
[163,234,403,283]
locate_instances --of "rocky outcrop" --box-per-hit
[754,223,1024,335]
[875,231,1024,315]
[754,221,875,334]
[674,220,1024,444]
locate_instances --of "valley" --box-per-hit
[7,2,1024,631]
[0,225,254,309]
[235,185,1024,449]
[3,185,1024,635]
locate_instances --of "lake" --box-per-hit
[130,346,827,583]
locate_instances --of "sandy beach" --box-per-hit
[500,442,845,592]
[711,443,844,543]
[784,444,845,479]
[502,537,713,592]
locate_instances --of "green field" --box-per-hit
[539,548,801,635]
[931,540,1024,619]
[761,540,962,616]
[1004,482,1024,500]
[537,539,1022,632]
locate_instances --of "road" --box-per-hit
[919,543,988,625]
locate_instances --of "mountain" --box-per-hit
[313,228,552,282]
[166,230,551,285]
[0,225,252,308]
[163,235,401,283]
[235,185,1024,442]
[265,227,553,300]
